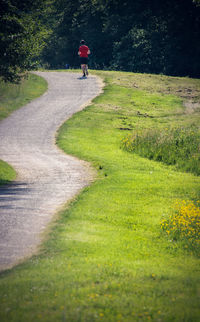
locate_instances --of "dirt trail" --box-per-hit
[0,72,101,271]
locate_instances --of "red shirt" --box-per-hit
[79,45,90,58]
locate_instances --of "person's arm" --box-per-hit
[87,48,91,55]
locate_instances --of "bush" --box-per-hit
[161,200,200,254]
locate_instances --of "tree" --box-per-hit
[0,0,54,82]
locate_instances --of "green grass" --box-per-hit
[0,73,47,120]
[0,70,200,321]
[0,160,16,185]
[0,73,47,184]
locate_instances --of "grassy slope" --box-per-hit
[0,73,47,120]
[0,73,48,184]
[0,71,199,322]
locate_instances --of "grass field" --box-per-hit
[0,70,199,321]
[0,73,48,184]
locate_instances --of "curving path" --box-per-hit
[0,72,101,271]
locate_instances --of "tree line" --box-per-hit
[1,0,200,82]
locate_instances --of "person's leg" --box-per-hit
[81,64,84,75]
[81,64,86,76]
[86,65,89,76]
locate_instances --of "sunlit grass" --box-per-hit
[0,160,16,185]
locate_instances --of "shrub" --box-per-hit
[161,200,200,254]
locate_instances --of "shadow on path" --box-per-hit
[0,182,30,207]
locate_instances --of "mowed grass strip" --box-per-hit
[0,71,199,322]
[0,73,47,184]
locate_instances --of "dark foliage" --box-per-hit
[1,0,200,80]
[42,0,200,77]
[0,0,53,82]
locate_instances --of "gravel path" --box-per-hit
[0,71,101,271]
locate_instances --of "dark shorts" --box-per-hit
[80,57,88,64]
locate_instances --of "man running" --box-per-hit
[78,40,90,77]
